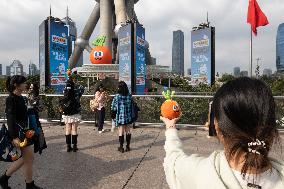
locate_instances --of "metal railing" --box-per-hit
[0,94,284,130]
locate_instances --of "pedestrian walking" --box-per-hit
[0,75,43,189]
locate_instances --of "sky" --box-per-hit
[0,0,283,75]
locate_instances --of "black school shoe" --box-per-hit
[26,181,43,189]
[0,174,11,189]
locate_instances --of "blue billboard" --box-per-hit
[118,24,133,93]
[49,21,69,93]
[191,28,213,85]
[135,24,146,95]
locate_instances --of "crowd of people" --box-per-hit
[0,75,283,189]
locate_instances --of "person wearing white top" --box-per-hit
[161,77,284,189]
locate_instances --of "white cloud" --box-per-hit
[0,0,283,75]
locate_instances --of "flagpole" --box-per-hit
[250,29,253,78]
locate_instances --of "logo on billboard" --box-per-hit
[193,35,209,48]
[119,36,131,46]
[137,36,145,46]
[52,35,67,45]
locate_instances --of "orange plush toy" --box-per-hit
[161,90,181,120]
[67,69,72,77]
[25,130,35,139]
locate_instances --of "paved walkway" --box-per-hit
[1,123,283,189]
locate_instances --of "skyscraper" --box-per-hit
[233,67,241,77]
[61,7,83,67]
[29,62,39,76]
[6,66,10,76]
[39,13,69,92]
[240,71,248,77]
[151,57,156,65]
[0,64,2,75]
[172,30,184,76]
[263,68,272,76]
[10,60,24,76]
[187,68,191,76]
[276,23,284,73]
[39,8,82,92]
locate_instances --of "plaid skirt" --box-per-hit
[62,114,81,124]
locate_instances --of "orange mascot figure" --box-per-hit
[90,46,112,64]
[161,89,181,120]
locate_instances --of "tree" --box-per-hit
[0,78,6,93]
[218,74,235,83]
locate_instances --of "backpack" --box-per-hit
[59,98,74,115]
[0,123,22,162]
[132,101,140,122]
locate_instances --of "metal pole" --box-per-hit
[250,29,253,78]
[87,77,90,91]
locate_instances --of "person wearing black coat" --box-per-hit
[60,76,84,152]
[0,75,43,189]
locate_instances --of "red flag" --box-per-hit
[247,0,269,36]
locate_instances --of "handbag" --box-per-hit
[131,100,140,122]
[0,123,22,162]
[111,110,117,119]
[59,98,72,114]
[28,113,40,135]
[27,113,47,154]
[90,98,99,111]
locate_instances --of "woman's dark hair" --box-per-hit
[212,77,279,177]
[95,84,104,94]
[6,75,27,93]
[29,83,40,96]
[117,81,129,96]
[63,79,75,99]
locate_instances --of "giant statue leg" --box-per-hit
[68,3,100,69]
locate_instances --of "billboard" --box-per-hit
[39,21,46,89]
[191,27,215,85]
[135,24,146,95]
[49,21,69,92]
[118,24,133,93]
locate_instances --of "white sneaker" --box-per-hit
[98,129,105,134]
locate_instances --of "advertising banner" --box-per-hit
[135,24,146,95]
[118,24,133,93]
[49,21,69,93]
[191,28,212,85]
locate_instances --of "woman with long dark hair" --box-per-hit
[161,77,284,189]
[60,75,84,152]
[0,75,43,189]
[27,83,47,154]
[111,81,133,153]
